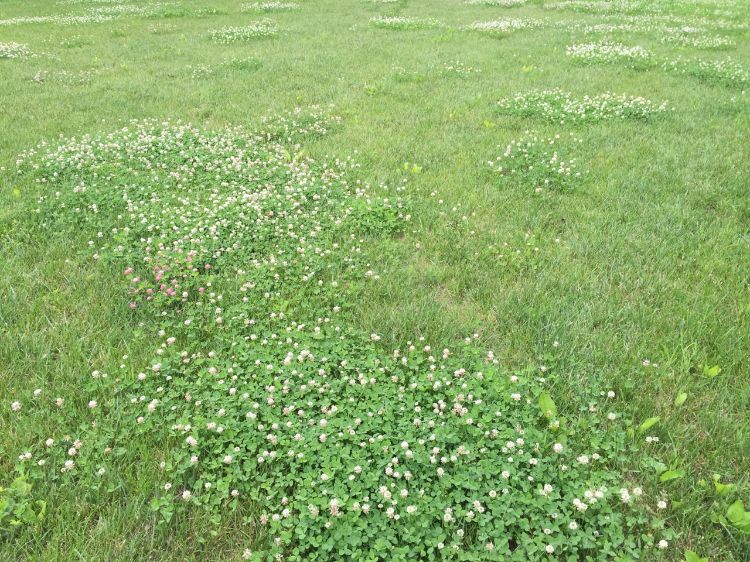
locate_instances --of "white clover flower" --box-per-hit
[573,498,588,512]
[329,499,341,517]
[11,401,21,412]
[620,489,631,504]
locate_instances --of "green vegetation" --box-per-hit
[1,0,749,560]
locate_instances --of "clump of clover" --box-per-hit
[659,27,735,50]
[209,20,278,43]
[662,56,749,90]
[11,110,670,560]
[258,105,342,143]
[498,89,669,124]
[0,42,33,59]
[465,0,528,6]
[490,131,584,192]
[369,16,443,31]
[543,0,645,15]
[467,18,543,35]
[241,2,299,12]
[565,42,653,69]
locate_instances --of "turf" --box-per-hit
[1,0,749,560]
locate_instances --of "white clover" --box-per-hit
[566,42,652,65]
[370,16,442,30]
[468,18,543,33]
[209,20,278,43]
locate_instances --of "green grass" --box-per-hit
[1,0,749,560]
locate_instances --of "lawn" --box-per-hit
[1,0,749,560]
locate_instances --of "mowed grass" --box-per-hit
[1,0,749,560]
